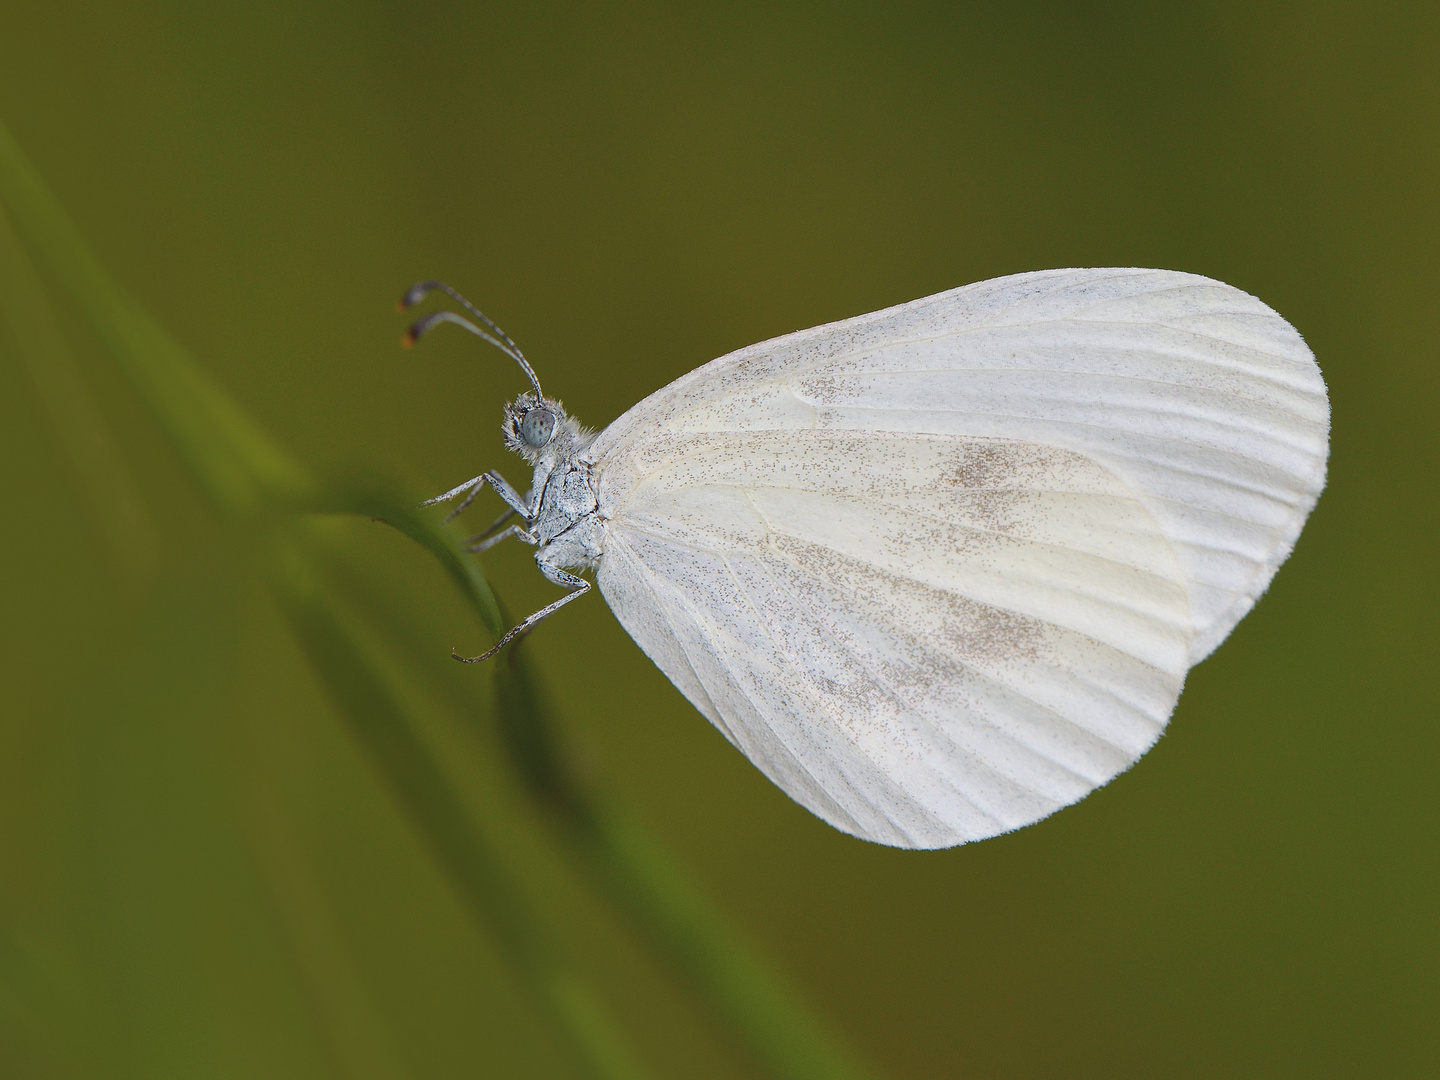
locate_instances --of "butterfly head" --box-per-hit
[503,393,592,465]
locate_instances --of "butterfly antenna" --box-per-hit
[399,280,544,400]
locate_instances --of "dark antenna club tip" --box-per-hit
[396,279,546,400]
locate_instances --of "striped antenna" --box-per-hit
[399,280,544,400]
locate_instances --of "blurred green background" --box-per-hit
[1,3,1436,1077]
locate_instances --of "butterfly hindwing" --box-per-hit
[598,431,1190,847]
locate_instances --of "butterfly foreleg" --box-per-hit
[452,559,590,664]
[421,471,531,524]
[484,473,532,517]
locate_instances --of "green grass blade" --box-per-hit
[0,117,310,516]
[268,529,653,1080]
[309,471,503,639]
[496,660,878,1080]
[0,205,156,584]
[241,788,415,1080]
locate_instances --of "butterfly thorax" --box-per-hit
[508,395,604,572]
[529,456,602,555]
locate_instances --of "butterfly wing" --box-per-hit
[588,268,1329,848]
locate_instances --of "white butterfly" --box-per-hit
[404,268,1330,850]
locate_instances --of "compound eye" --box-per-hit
[520,408,557,448]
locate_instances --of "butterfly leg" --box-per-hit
[466,524,538,553]
[421,471,530,523]
[452,565,590,664]
[465,505,517,545]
